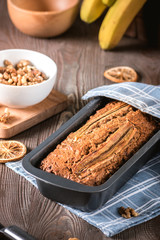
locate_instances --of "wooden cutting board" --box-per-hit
[0,89,68,139]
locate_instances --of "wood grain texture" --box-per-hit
[0,0,160,239]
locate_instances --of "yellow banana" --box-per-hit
[102,0,116,7]
[80,0,107,23]
[99,0,146,50]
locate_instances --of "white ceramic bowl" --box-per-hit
[0,49,57,108]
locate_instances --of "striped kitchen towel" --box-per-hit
[6,82,160,237]
[6,152,160,237]
[82,82,160,118]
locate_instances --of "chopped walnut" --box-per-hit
[4,59,12,66]
[118,206,139,219]
[0,59,48,86]
[0,108,10,123]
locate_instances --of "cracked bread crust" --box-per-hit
[40,101,158,186]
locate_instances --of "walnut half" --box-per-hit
[0,108,10,123]
[118,206,139,219]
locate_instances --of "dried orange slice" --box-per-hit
[68,238,79,240]
[0,140,27,163]
[104,66,138,83]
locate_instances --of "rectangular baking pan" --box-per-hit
[22,97,160,211]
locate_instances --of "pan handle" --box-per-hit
[2,225,36,240]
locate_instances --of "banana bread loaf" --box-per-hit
[40,101,158,186]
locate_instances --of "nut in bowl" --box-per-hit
[0,49,57,108]
[7,0,80,38]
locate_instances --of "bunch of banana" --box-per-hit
[80,0,147,50]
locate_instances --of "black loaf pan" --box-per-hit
[22,97,160,211]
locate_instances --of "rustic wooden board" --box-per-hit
[0,89,68,139]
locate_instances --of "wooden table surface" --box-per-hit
[0,0,160,239]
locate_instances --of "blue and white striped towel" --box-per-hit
[82,82,160,118]
[6,82,160,237]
